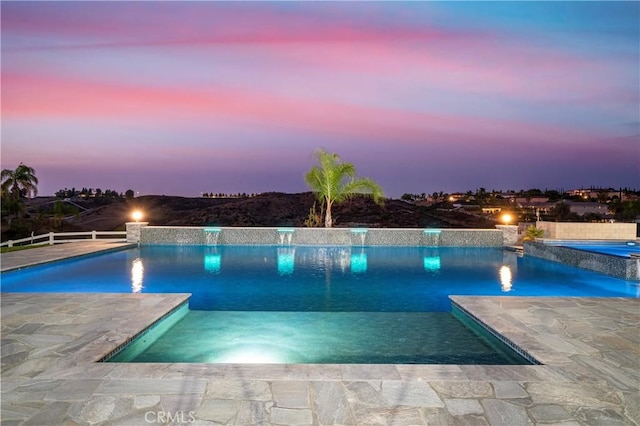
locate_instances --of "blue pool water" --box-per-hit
[107,308,529,364]
[3,246,636,310]
[3,245,637,364]
[558,242,640,258]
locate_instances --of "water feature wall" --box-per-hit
[524,241,639,281]
[140,226,503,247]
[139,226,204,245]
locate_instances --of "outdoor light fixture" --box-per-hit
[501,213,512,224]
[132,210,143,222]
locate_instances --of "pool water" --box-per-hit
[3,245,637,364]
[108,309,528,364]
[559,242,640,258]
[3,246,636,309]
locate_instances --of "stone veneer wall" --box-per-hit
[140,227,207,245]
[536,221,637,240]
[125,222,148,243]
[140,226,503,247]
[524,241,638,281]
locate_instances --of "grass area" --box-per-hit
[1,244,46,254]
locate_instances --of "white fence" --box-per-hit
[0,231,127,248]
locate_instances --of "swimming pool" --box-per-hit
[3,246,636,307]
[2,245,637,364]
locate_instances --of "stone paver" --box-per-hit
[1,244,639,425]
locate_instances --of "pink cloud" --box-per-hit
[6,2,626,107]
[3,71,608,151]
[255,35,624,106]
[3,3,471,49]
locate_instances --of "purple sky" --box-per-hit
[2,2,638,198]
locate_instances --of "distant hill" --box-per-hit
[5,192,497,240]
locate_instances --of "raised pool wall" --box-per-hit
[535,221,637,240]
[137,226,504,247]
[524,240,639,281]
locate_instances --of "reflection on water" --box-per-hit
[277,248,295,275]
[423,256,441,272]
[131,258,144,293]
[499,265,512,292]
[296,247,352,273]
[350,252,367,273]
[204,253,221,273]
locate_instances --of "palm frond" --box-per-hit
[1,163,39,199]
[341,178,385,205]
[304,148,384,226]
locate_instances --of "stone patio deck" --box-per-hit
[1,243,638,425]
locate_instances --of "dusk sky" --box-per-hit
[2,1,638,198]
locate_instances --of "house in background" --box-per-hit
[566,188,625,201]
[563,201,612,217]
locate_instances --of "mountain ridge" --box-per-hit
[6,192,497,241]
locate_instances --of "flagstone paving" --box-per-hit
[1,243,639,425]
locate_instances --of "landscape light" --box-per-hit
[501,213,512,224]
[132,210,143,222]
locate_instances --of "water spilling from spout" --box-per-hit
[277,228,295,246]
[350,229,368,246]
[423,229,441,247]
[204,228,222,246]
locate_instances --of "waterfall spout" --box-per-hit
[204,228,222,246]
[423,229,441,247]
[277,228,295,246]
[350,229,368,246]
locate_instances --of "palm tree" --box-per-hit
[523,225,545,241]
[1,162,38,201]
[304,148,384,228]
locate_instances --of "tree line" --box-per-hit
[54,187,135,199]
[201,192,259,198]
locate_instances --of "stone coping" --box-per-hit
[2,293,638,425]
[0,241,136,273]
[1,242,638,424]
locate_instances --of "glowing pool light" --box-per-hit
[214,344,288,363]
